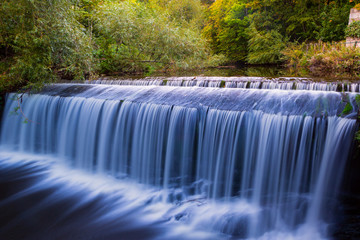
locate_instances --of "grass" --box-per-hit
[283,41,360,76]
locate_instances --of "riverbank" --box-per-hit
[283,41,360,77]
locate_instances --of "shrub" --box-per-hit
[345,21,360,38]
[283,41,360,74]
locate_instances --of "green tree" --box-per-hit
[0,0,93,93]
[247,23,287,64]
[345,20,360,38]
[316,2,352,42]
[204,0,356,65]
[203,0,250,62]
[93,0,210,74]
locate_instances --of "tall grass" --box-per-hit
[283,41,360,74]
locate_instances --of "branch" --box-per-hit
[16,94,39,124]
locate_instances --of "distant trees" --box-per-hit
[203,0,357,64]
[203,0,250,62]
[0,0,214,93]
[94,0,210,74]
[1,0,359,93]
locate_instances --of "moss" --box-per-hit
[163,80,168,86]
[220,80,226,88]
[341,102,353,116]
[355,94,360,108]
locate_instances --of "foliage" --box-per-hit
[203,0,250,62]
[341,102,354,116]
[356,94,360,107]
[1,0,360,93]
[247,23,287,64]
[345,20,360,38]
[0,0,213,93]
[148,0,205,28]
[283,41,360,74]
[316,3,352,42]
[0,0,94,94]
[203,0,357,65]
[93,0,210,74]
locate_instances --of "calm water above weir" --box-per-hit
[0,76,359,239]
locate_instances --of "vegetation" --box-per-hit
[283,41,360,75]
[0,0,213,94]
[341,102,354,116]
[203,0,357,65]
[1,0,360,93]
[203,0,250,62]
[93,0,213,75]
[0,0,94,93]
[345,21,360,38]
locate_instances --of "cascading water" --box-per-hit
[0,83,358,239]
[85,76,360,92]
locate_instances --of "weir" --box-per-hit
[0,83,359,239]
[85,76,360,92]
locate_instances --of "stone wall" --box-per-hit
[346,37,359,47]
[346,8,360,47]
[349,8,360,24]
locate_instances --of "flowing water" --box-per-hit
[85,76,360,92]
[0,79,359,239]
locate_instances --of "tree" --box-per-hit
[93,0,210,74]
[203,0,250,62]
[0,0,93,93]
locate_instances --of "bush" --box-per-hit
[345,21,360,39]
[283,41,360,74]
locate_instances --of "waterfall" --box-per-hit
[0,84,358,239]
[84,77,360,92]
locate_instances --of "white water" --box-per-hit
[85,77,360,92]
[0,84,358,239]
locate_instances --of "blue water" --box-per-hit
[0,83,358,239]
